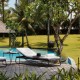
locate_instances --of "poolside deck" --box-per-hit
[0,61,74,80]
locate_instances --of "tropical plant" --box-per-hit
[10,70,45,80]
[9,0,34,47]
[11,73,23,80]
[0,71,9,80]
[49,67,80,80]
[24,70,45,80]
[0,68,80,80]
[0,0,9,22]
[6,20,19,31]
[25,0,51,46]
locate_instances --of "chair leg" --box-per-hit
[15,58,17,63]
[19,58,20,64]
[15,57,20,64]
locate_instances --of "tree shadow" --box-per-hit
[30,42,68,48]
[0,38,9,47]
[75,46,80,49]
[0,38,7,43]
[77,37,80,38]
[77,37,80,41]
[0,45,9,48]
[63,44,68,46]
[31,42,47,48]
[77,39,80,41]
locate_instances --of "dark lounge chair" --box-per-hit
[15,48,61,65]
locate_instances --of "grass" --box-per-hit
[0,34,80,64]
[62,34,80,64]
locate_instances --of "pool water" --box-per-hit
[0,48,57,61]
[33,49,57,55]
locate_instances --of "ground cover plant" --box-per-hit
[49,68,80,80]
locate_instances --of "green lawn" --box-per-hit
[0,34,80,64]
[62,34,80,64]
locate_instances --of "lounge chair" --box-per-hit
[15,48,61,65]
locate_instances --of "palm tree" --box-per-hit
[1,0,5,22]
[0,0,9,22]
[10,0,31,47]
[25,0,51,48]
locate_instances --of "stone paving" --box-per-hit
[0,61,73,79]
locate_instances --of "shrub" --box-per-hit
[49,67,80,80]
[11,73,23,80]
[0,72,9,80]
[0,68,80,80]
[10,70,45,80]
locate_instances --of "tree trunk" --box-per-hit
[22,35,24,47]
[58,41,63,56]
[62,14,80,42]
[2,1,4,22]
[54,38,63,56]
[47,1,50,48]
[25,30,29,47]
[53,26,63,55]
[21,30,24,47]
[47,19,50,48]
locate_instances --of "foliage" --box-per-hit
[49,67,80,80]
[0,0,9,22]
[6,20,19,31]
[0,71,9,80]
[24,70,46,80]
[10,70,45,80]
[11,73,23,80]
[0,68,80,80]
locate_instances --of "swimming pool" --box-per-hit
[0,48,57,61]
